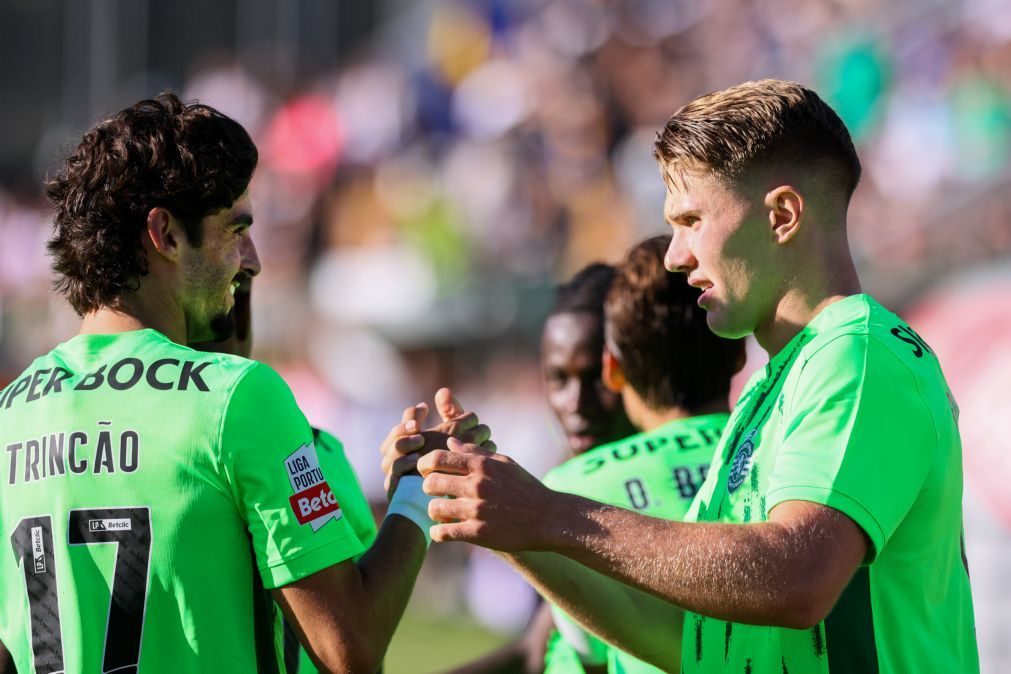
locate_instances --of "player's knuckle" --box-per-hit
[472,498,493,519]
[471,520,490,539]
[472,477,493,499]
[428,498,446,520]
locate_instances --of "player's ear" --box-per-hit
[764,186,803,245]
[143,207,184,262]
[602,347,626,394]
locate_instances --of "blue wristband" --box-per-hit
[385,476,435,546]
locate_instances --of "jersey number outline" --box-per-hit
[10,507,152,674]
[624,478,651,510]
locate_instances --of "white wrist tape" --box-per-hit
[385,476,435,546]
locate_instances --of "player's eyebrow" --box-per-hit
[666,209,701,226]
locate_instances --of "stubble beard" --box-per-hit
[208,312,236,342]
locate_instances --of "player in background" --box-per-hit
[391,80,979,672]
[541,234,743,674]
[0,94,489,674]
[451,263,635,674]
[192,279,378,674]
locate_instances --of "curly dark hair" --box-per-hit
[551,263,615,317]
[605,235,744,412]
[46,93,258,315]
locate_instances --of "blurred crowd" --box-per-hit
[1,0,1010,669]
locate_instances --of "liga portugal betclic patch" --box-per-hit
[284,443,342,531]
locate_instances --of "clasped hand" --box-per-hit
[380,388,556,551]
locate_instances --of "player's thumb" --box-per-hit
[447,436,485,456]
[435,387,464,422]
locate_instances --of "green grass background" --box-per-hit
[385,609,510,673]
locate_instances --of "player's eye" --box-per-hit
[546,372,566,388]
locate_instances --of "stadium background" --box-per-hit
[0,0,1009,671]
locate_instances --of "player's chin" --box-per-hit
[705,307,745,339]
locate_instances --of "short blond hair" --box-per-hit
[654,79,860,196]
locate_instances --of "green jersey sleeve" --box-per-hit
[286,429,378,674]
[312,429,378,553]
[765,334,936,560]
[220,363,366,588]
[546,603,609,668]
[543,628,589,674]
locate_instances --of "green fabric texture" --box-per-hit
[543,414,728,674]
[0,330,366,674]
[681,295,979,673]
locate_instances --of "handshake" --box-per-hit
[378,387,555,552]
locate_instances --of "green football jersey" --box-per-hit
[543,628,594,674]
[0,330,367,674]
[682,295,979,673]
[543,414,728,674]
[289,428,378,674]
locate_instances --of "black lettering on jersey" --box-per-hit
[6,442,22,485]
[675,433,700,451]
[287,455,311,473]
[94,430,116,474]
[699,427,722,445]
[890,324,933,359]
[24,439,41,482]
[146,358,179,390]
[4,375,30,409]
[26,368,51,403]
[292,467,324,490]
[179,361,211,391]
[108,358,144,390]
[6,360,215,411]
[75,365,107,391]
[120,430,140,472]
[6,429,140,485]
[47,433,66,477]
[583,455,606,475]
[644,436,668,453]
[612,443,638,461]
[69,431,89,474]
[43,367,73,397]
[673,464,710,500]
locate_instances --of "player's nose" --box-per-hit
[664,229,696,274]
[241,235,262,278]
[560,378,583,414]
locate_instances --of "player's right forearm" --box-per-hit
[352,515,429,666]
[275,516,427,673]
[502,550,683,672]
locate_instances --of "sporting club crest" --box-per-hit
[727,429,757,493]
